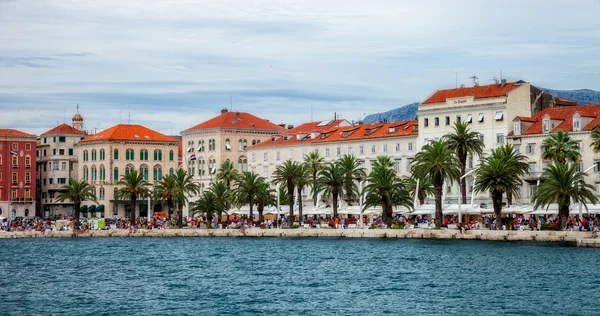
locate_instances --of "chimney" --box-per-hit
[287,125,294,129]
[236,111,240,119]
[278,123,286,128]
[500,79,507,88]
[221,108,228,114]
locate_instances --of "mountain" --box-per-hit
[362,102,419,124]
[362,88,600,124]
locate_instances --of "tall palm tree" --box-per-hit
[490,144,530,206]
[114,170,151,230]
[363,156,412,226]
[444,122,484,204]
[272,160,301,223]
[371,155,395,170]
[403,176,434,205]
[55,178,97,231]
[234,171,264,222]
[254,179,274,223]
[337,154,366,205]
[189,191,226,226]
[315,162,345,219]
[207,181,231,221]
[304,151,324,206]
[412,139,460,228]
[533,163,598,229]
[153,174,177,217]
[295,164,311,224]
[541,130,581,166]
[475,146,528,230]
[216,159,239,188]
[591,124,600,153]
[173,168,200,227]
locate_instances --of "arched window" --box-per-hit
[99,187,105,200]
[83,166,89,180]
[114,149,119,160]
[99,149,105,160]
[153,165,163,180]
[238,139,243,150]
[225,138,231,151]
[83,150,89,161]
[114,167,119,181]
[91,149,97,161]
[169,150,174,161]
[199,160,206,175]
[209,139,215,151]
[198,140,205,152]
[153,150,162,161]
[140,149,148,161]
[169,168,174,175]
[126,149,134,161]
[139,165,148,180]
[243,139,247,150]
[209,158,216,174]
[125,164,135,175]
[243,158,248,172]
[252,140,256,145]
[91,165,97,181]
[99,165,106,181]
[238,157,244,172]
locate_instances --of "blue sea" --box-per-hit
[0,237,597,315]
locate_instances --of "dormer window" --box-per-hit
[573,117,581,131]
[542,119,550,133]
[389,127,396,133]
[514,122,521,135]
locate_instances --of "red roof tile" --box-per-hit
[41,123,87,136]
[518,105,600,135]
[514,116,537,123]
[556,97,576,104]
[0,129,35,137]
[286,119,349,134]
[421,81,522,104]
[80,124,178,143]
[185,111,286,132]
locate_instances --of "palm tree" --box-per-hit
[403,176,434,205]
[295,164,310,224]
[173,168,200,227]
[254,180,274,223]
[272,160,301,223]
[55,178,97,231]
[216,159,239,188]
[189,191,226,226]
[234,171,264,222]
[475,145,528,230]
[412,139,460,228]
[153,174,177,218]
[337,154,366,205]
[533,163,598,229]
[591,124,600,153]
[444,122,484,204]
[363,156,412,226]
[315,162,345,219]
[114,170,151,230]
[207,181,231,221]
[304,151,324,206]
[541,130,581,165]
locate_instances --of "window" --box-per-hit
[347,146,353,155]
[264,152,268,161]
[209,139,215,151]
[237,157,248,172]
[83,150,88,161]
[169,150,174,161]
[466,114,473,123]
[424,138,429,146]
[53,161,59,170]
[25,143,31,150]
[383,144,388,153]
[25,172,30,184]
[169,168,174,175]
[154,150,162,161]
[199,160,206,175]
[225,139,231,151]
[251,152,255,162]
[359,145,364,155]
[91,150,97,161]
[573,117,581,131]
[424,118,429,127]
[43,138,47,144]
[526,143,535,154]
[495,111,504,121]
[99,188,105,200]
[114,167,119,181]
[542,119,549,133]
[496,133,504,144]
[24,189,30,199]
[61,162,66,170]
[325,148,330,157]
[394,159,401,172]
[99,165,106,181]
[59,136,66,142]
[468,156,474,169]
[445,116,450,126]
[528,163,536,174]
[514,144,521,153]
[336,147,341,156]
[12,189,17,199]
[514,122,521,135]
[276,151,281,161]
[83,167,89,180]
[91,166,97,181]
[49,178,53,184]
[99,149,105,160]
[140,149,148,161]
[371,145,376,153]
[395,143,400,152]
[408,142,413,151]
[25,156,31,167]
[58,178,66,184]
[12,143,17,150]
[126,149,134,160]
[153,166,163,181]
[456,115,462,123]
[478,113,484,122]
[434,117,439,126]
[125,164,134,175]
[199,140,205,152]
[114,149,119,160]
[53,148,56,155]
[140,165,148,180]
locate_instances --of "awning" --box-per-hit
[79,205,88,213]
[96,205,105,213]
[88,205,97,213]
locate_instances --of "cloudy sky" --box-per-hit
[1,0,599,135]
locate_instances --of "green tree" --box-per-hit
[533,163,598,229]
[207,181,231,222]
[403,176,433,205]
[190,190,226,226]
[337,154,366,205]
[295,164,311,224]
[474,145,528,230]
[234,171,265,222]
[591,124,600,153]
[216,159,239,188]
[254,179,274,223]
[272,160,301,224]
[541,130,581,166]
[173,168,200,227]
[363,156,412,226]
[315,162,345,219]
[153,174,177,217]
[304,151,324,206]
[412,139,460,228]
[114,170,151,230]
[55,178,97,231]
[444,122,484,204]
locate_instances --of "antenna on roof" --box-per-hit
[469,75,479,86]
[491,77,499,84]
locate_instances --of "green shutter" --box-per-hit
[114,149,118,160]
[114,168,118,180]
[169,151,174,161]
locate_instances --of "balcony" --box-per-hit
[12,164,18,168]
[523,172,543,182]
[12,197,34,203]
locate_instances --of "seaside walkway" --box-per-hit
[2,228,600,247]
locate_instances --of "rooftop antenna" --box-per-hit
[469,75,479,86]
[491,77,499,84]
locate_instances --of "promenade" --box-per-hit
[1,228,599,247]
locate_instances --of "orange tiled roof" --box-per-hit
[517,105,600,135]
[80,124,178,143]
[0,129,35,137]
[185,111,286,132]
[421,81,522,104]
[556,97,576,104]
[41,123,87,136]
[514,116,537,123]
[286,119,348,134]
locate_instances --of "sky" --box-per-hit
[1,0,600,136]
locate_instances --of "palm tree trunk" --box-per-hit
[297,186,303,224]
[492,190,503,230]
[249,198,254,224]
[459,152,467,205]
[287,181,294,226]
[177,204,183,227]
[434,184,443,229]
[258,202,264,223]
[167,197,173,219]
[559,205,569,230]
[418,191,425,205]
[381,193,392,227]
[333,189,339,219]
[312,172,317,206]
[73,200,81,231]
[131,197,137,230]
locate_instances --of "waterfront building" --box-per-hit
[247,119,418,204]
[36,112,88,218]
[417,80,570,204]
[0,129,37,218]
[180,109,285,210]
[77,124,179,218]
[508,104,600,204]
